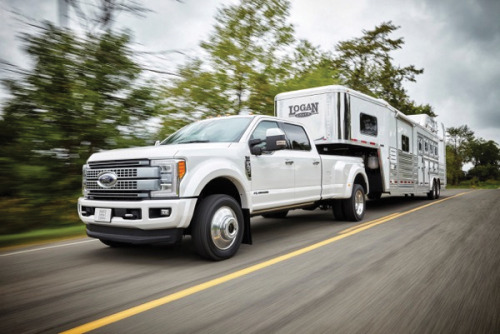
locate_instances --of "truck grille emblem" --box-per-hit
[97,172,118,188]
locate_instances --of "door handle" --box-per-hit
[313,161,320,165]
[285,160,294,165]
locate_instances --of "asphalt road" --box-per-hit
[1,189,499,333]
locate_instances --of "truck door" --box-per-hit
[249,120,295,211]
[280,123,322,203]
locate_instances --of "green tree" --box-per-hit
[161,0,296,126]
[333,22,434,116]
[467,139,500,181]
[0,23,161,232]
[445,125,475,185]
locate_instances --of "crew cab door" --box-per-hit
[280,122,322,203]
[249,120,295,210]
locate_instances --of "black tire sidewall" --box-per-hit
[192,194,244,261]
[343,184,365,221]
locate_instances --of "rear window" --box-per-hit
[281,123,311,151]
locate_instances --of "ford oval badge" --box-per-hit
[97,172,118,188]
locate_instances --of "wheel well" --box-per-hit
[199,177,241,206]
[194,177,252,245]
[354,174,367,194]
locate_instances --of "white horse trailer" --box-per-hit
[275,85,446,200]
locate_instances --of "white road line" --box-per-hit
[0,239,98,257]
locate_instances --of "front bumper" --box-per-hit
[77,197,197,230]
[86,224,184,245]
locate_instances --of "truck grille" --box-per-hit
[86,180,139,190]
[86,168,138,179]
[85,160,159,200]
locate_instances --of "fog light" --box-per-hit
[161,209,171,216]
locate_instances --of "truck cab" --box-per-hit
[78,115,367,260]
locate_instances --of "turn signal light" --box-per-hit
[178,160,186,179]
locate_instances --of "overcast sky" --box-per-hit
[1,0,499,145]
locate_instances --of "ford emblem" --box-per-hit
[97,172,118,188]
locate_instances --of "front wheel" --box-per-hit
[191,194,244,261]
[342,184,366,221]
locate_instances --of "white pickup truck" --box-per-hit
[78,115,369,260]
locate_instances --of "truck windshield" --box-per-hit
[161,117,253,145]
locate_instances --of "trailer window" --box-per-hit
[402,135,410,153]
[418,138,423,152]
[282,123,311,151]
[424,141,429,153]
[360,113,377,137]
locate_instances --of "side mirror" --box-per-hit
[154,140,160,146]
[265,128,287,151]
[249,138,263,155]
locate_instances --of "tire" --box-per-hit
[332,199,346,221]
[435,182,441,199]
[367,192,382,200]
[262,210,289,219]
[427,181,438,200]
[99,239,130,248]
[342,184,366,221]
[191,194,244,261]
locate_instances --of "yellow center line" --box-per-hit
[61,191,472,334]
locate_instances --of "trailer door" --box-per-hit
[396,119,416,190]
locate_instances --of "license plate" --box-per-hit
[95,208,112,223]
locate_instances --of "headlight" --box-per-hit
[150,159,186,198]
[82,164,89,197]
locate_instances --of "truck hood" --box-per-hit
[88,143,233,162]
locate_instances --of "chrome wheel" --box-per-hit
[355,189,365,217]
[211,206,239,250]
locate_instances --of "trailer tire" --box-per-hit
[332,200,346,221]
[191,194,244,261]
[427,181,439,200]
[342,184,366,222]
[262,210,289,219]
[367,192,382,200]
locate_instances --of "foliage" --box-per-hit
[446,125,499,184]
[0,22,162,232]
[162,0,296,122]
[466,139,500,181]
[332,22,435,116]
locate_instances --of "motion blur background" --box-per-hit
[0,0,498,242]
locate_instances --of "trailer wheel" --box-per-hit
[332,200,346,221]
[342,184,366,221]
[191,194,244,261]
[427,181,439,200]
[262,210,289,219]
[367,192,382,200]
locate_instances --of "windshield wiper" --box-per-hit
[176,140,210,144]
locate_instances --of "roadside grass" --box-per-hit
[0,224,86,249]
[447,179,500,189]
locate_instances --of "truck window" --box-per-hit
[402,135,410,153]
[281,123,311,151]
[162,117,252,144]
[360,113,377,137]
[250,120,280,150]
